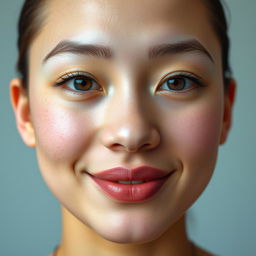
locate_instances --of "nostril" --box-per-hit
[110,143,126,151]
[109,142,141,153]
[141,143,151,149]
[111,143,138,152]
[138,142,157,152]
[110,142,154,153]
[100,125,161,153]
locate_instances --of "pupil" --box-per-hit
[74,77,92,90]
[167,78,185,90]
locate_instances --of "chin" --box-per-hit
[97,228,164,244]
[91,213,172,244]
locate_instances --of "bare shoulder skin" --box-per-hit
[195,245,217,256]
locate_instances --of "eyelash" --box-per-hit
[55,71,102,94]
[56,71,94,85]
[158,72,205,93]
[54,71,204,95]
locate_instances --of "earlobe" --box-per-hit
[219,78,236,145]
[10,78,36,147]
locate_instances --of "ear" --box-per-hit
[219,78,236,145]
[10,78,35,147]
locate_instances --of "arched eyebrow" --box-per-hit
[43,38,214,64]
[148,39,214,63]
[43,40,113,63]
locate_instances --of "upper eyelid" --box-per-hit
[161,71,203,80]
[54,70,205,89]
[55,71,98,85]
[160,71,205,85]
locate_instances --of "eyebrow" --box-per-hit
[43,38,214,64]
[148,39,214,63]
[43,40,112,63]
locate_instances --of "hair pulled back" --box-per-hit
[17,0,231,89]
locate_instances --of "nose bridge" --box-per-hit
[114,84,145,124]
[100,76,160,152]
[107,78,150,134]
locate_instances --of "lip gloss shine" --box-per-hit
[88,166,172,202]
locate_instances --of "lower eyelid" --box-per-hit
[62,91,103,102]
[55,79,104,100]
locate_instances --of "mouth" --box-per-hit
[86,166,174,202]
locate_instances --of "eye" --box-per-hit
[55,72,102,93]
[158,72,204,93]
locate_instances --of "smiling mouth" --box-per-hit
[86,166,174,202]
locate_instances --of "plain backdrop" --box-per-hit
[0,0,255,255]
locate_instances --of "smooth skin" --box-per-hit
[10,0,235,255]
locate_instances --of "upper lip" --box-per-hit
[89,166,171,181]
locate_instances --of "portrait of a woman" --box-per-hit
[1,0,255,255]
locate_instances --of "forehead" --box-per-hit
[48,0,206,25]
[45,0,211,37]
[30,0,220,65]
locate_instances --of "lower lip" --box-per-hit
[89,174,172,202]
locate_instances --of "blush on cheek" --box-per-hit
[32,103,93,161]
[169,104,223,161]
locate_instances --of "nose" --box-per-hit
[100,95,161,153]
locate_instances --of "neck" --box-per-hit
[57,206,193,256]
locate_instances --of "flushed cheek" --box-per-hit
[31,102,94,162]
[161,102,223,207]
[166,103,223,169]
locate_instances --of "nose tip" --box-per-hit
[101,125,160,153]
[99,87,161,153]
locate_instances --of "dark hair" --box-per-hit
[203,0,231,87]
[16,0,231,89]
[17,0,46,88]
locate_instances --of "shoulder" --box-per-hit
[48,245,58,256]
[194,244,219,256]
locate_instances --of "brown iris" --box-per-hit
[73,76,93,91]
[166,78,186,91]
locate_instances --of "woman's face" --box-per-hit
[15,0,232,243]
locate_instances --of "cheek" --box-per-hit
[31,102,93,162]
[179,107,221,153]
[166,102,223,167]
[161,101,224,208]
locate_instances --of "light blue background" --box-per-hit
[0,0,255,255]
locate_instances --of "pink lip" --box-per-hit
[87,166,173,202]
